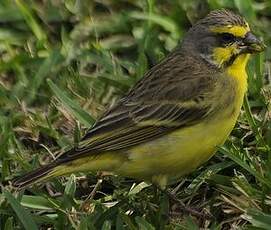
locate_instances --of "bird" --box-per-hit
[13,9,265,189]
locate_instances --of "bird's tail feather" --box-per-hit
[12,162,59,189]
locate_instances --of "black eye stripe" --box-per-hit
[220,33,236,43]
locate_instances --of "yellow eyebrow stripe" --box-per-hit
[210,24,250,37]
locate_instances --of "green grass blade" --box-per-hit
[2,189,38,230]
[15,0,47,43]
[4,217,14,230]
[135,216,155,230]
[21,195,60,210]
[129,12,181,39]
[243,209,271,229]
[243,95,267,149]
[220,146,271,188]
[47,79,95,127]
[28,50,62,103]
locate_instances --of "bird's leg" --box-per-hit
[152,174,212,220]
[79,172,103,211]
[152,185,170,229]
[165,188,212,220]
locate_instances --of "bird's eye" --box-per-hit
[221,33,235,43]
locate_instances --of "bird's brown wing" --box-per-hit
[57,52,217,163]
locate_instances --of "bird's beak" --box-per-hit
[240,32,266,54]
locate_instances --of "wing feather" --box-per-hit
[57,52,218,163]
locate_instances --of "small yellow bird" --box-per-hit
[13,9,265,189]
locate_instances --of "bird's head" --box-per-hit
[182,9,265,69]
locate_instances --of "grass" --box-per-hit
[0,0,270,229]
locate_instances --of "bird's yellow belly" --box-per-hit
[115,112,238,181]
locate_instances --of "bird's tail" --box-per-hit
[12,162,59,189]
[12,151,121,188]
